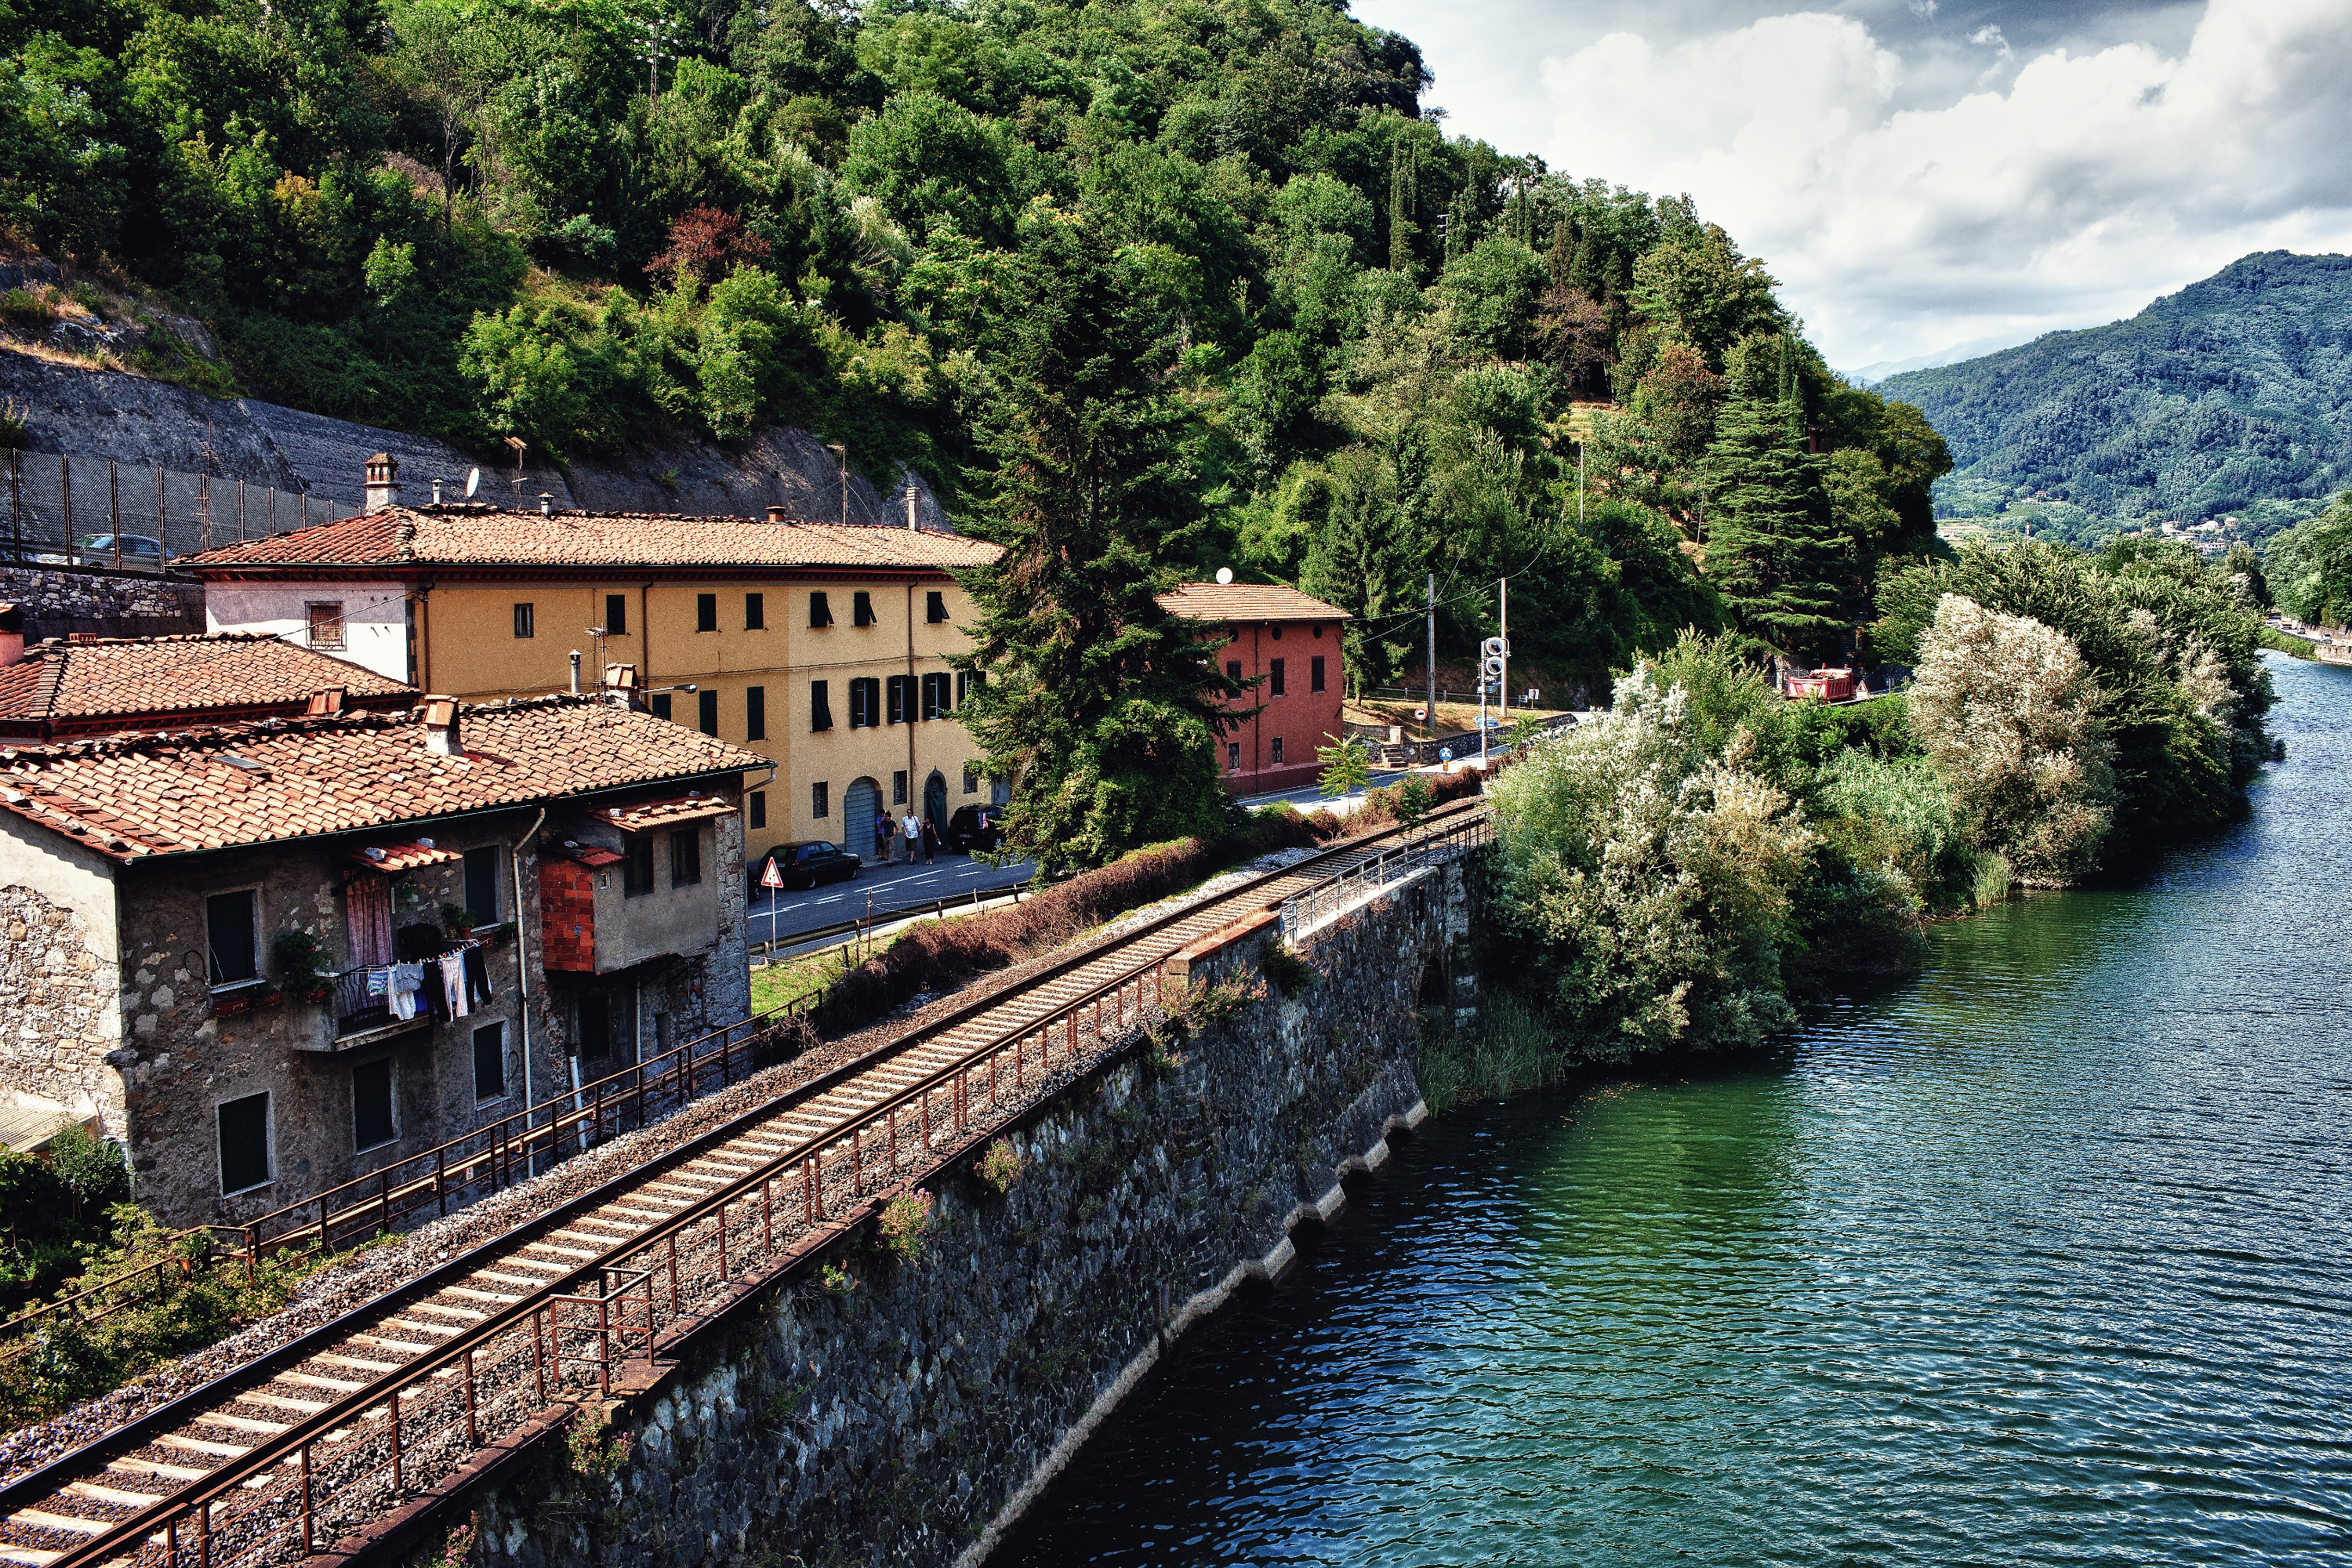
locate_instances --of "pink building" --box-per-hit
[1157,583,1352,794]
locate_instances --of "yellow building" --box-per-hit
[183,475,1000,869]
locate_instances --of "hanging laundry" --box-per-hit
[462,946,494,1009]
[364,966,391,1000]
[436,951,469,1020]
[388,963,425,1021]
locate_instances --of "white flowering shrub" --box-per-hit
[1909,593,2114,885]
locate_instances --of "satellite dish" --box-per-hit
[464,467,481,499]
[1215,566,1234,585]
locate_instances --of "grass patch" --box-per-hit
[1415,993,1577,1115]
[749,945,851,1017]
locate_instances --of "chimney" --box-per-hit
[538,492,554,517]
[430,478,444,505]
[0,604,20,669]
[568,649,582,695]
[905,485,919,532]
[422,695,460,755]
[303,686,346,717]
[765,504,787,524]
[364,452,400,511]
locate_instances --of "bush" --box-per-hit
[0,289,46,325]
[975,1139,1022,1194]
[877,1190,935,1261]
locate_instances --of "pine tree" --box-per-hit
[1386,144,1415,273]
[954,212,1239,874]
[1701,387,1850,656]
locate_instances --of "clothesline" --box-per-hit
[360,939,495,1023]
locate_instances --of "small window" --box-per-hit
[650,692,673,722]
[670,827,702,887]
[1311,655,1327,694]
[1226,659,1243,684]
[922,671,951,719]
[578,996,613,1060]
[697,688,719,736]
[748,789,767,830]
[463,844,500,926]
[746,684,766,740]
[625,836,655,897]
[1227,742,1240,769]
[955,670,973,706]
[887,673,913,724]
[473,1022,507,1102]
[811,781,829,818]
[513,603,535,639]
[926,590,948,624]
[695,593,717,633]
[893,770,908,805]
[849,677,880,728]
[1271,736,1285,765]
[604,593,627,635]
[217,1093,270,1194]
[1269,659,1285,696]
[206,889,258,987]
[353,1057,395,1151]
[809,592,834,628]
[810,680,833,731]
[853,590,876,626]
[745,592,765,630]
[306,601,344,650]
[963,764,978,795]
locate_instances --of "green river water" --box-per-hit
[995,652,2352,1566]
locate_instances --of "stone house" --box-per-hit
[0,695,763,1226]
[1157,583,1352,793]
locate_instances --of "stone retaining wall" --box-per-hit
[372,858,1473,1568]
[0,564,203,640]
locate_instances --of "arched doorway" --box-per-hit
[842,776,881,856]
[924,770,949,833]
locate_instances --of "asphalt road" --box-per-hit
[743,849,1036,948]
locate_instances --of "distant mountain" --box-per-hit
[1881,252,2352,531]
[1846,332,2031,386]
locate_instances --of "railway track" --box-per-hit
[0,801,1490,1568]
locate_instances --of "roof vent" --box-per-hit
[430,478,444,505]
[304,686,346,717]
[422,697,460,756]
[539,492,554,517]
[364,452,400,512]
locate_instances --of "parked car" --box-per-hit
[68,533,167,567]
[946,805,1004,854]
[760,840,862,890]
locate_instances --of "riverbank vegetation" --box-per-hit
[2264,492,2352,630]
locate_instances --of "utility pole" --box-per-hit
[1498,578,1508,727]
[1425,572,1437,739]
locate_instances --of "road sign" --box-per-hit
[760,856,784,890]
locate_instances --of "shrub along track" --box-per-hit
[0,799,1488,1568]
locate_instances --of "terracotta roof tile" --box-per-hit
[347,840,463,873]
[177,506,1000,575]
[590,793,740,833]
[0,697,764,862]
[1155,583,1352,622]
[0,634,415,734]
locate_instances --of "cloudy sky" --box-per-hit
[1348,0,2352,375]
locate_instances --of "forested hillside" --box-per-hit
[1882,251,2352,532]
[2,0,1944,688]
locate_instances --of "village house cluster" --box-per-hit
[0,456,1349,1225]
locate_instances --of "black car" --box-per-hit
[946,805,1004,854]
[760,840,862,890]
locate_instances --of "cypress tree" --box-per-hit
[1701,392,1850,655]
[953,212,1239,874]
[1387,145,1414,273]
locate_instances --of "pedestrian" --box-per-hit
[920,816,938,864]
[875,808,893,865]
[901,809,921,866]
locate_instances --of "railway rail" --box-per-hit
[0,800,1490,1568]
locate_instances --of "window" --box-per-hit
[748,790,767,830]
[809,592,834,628]
[811,781,829,818]
[217,1094,270,1194]
[463,845,500,926]
[670,828,702,887]
[1227,659,1243,684]
[205,890,257,987]
[887,673,913,724]
[473,1022,506,1102]
[697,688,719,736]
[926,590,948,624]
[604,593,627,635]
[625,835,655,897]
[745,592,765,630]
[353,1057,395,1151]
[746,685,766,740]
[1270,624,1283,641]
[956,670,976,706]
[810,680,833,731]
[893,770,908,805]
[963,764,978,795]
[852,590,876,626]
[1269,659,1286,696]
[305,601,344,650]
[1311,655,1327,694]
[1271,736,1285,765]
[577,998,613,1060]
[921,671,952,720]
[650,692,673,721]
[696,593,718,633]
[848,677,880,728]
[513,602,535,639]
[1227,742,1240,770]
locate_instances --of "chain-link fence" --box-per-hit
[0,450,364,573]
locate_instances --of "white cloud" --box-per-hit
[1537,0,2352,369]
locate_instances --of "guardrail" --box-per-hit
[750,875,1037,965]
[1277,811,1493,942]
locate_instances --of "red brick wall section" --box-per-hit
[540,858,596,972]
[1203,619,1346,793]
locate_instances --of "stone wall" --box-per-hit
[0,564,204,640]
[389,858,1471,1568]
[0,877,122,1133]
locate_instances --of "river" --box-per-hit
[994,652,2352,1566]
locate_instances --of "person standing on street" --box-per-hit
[901,810,922,866]
[920,815,938,864]
[875,808,895,865]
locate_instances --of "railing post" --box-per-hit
[667,1232,681,1313]
[299,1441,314,1552]
[716,1200,728,1280]
[762,1175,774,1254]
[198,1496,212,1568]
[597,1294,613,1397]
[533,1305,548,1404]
[463,1347,480,1446]
[805,1155,819,1221]
[389,1392,404,1493]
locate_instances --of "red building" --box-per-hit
[1158,583,1352,794]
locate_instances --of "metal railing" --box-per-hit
[1,450,361,572]
[1278,811,1493,942]
[750,875,1036,966]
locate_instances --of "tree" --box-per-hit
[1701,392,1849,654]
[1316,733,1372,798]
[952,210,1239,874]
[2265,494,2352,626]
